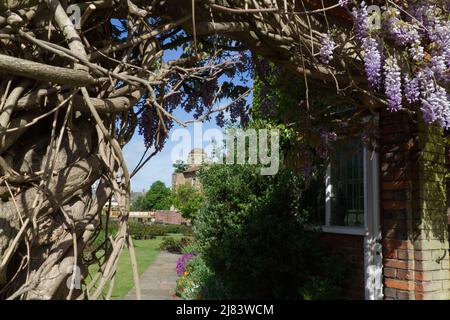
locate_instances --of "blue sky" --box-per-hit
[124,109,222,192]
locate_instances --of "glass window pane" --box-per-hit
[330,140,364,227]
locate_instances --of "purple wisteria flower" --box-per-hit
[320,130,337,144]
[430,54,449,84]
[348,1,450,129]
[351,1,368,44]
[418,68,450,127]
[338,0,349,8]
[409,40,424,62]
[383,56,402,112]
[384,8,419,46]
[176,253,196,276]
[363,37,382,90]
[316,130,337,159]
[319,33,335,64]
[404,74,420,104]
[426,8,450,49]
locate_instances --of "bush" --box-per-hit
[178,225,194,236]
[83,219,193,260]
[128,222,158,239]
[175,255,224,300]
[171,184,204,220]
[154,224,193,236]
[159,237,193,254]
[128,222,193,240]
[194,163,350,299]
[83,218,119,260]
[298,253,350,300]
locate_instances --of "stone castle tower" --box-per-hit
[172,148,207,190]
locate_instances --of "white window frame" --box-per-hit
[323,145,375,236]
[323,143,383,300]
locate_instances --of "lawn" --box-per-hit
[86,234,183,300]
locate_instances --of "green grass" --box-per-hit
[86,234,184,300]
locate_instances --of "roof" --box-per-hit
[188,148,206,155]
[130,191,145,201]
[184,165,201,173]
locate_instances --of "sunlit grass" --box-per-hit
[85,234,183,300]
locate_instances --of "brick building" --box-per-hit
[319,111,449,300]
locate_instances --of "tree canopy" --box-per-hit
[131,180,171,211]
[171,184,204,220]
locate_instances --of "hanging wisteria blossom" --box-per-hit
[404,75,420,104]
[348,1,450,127]
[319,33,335,64]
[351,1,369,44]
[384,56,402,112]
[363,37,382,90]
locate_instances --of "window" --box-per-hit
[323,140,372,236]
[329,140,364,227]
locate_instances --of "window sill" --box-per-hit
[321,225,368,236]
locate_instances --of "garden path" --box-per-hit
[125,251,181,300]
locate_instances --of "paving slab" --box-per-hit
[125,251,181,300]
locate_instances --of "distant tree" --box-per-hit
[171,184,204,220]
[173,160,188,173]
[130,195,145,211]
[143,181,172,210]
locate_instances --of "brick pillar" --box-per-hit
[380,110,450,300]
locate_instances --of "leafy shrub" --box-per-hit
[159,237,193,253]
[171,184,204,220]
[84,219,193,259]
[181,240,201,255]
[298,253,350,300]
[194,163,350,299]
[128,222,193,240]
[83,218,119,260]
[175,255,224,300]
[298,277,342,300]
[129,222,157,239]
[155,224,193,236]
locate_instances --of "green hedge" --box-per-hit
[84,219,193,258]
[193,164,351,299]
[159,237,194,254]
[129,222,193,239]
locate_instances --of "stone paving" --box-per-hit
[125,251,181,300]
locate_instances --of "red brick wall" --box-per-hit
[446,141,450,242]
[153,210,188,225]
[379,110,415,299]
[319,233,365,299]
[379,110,450,300]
